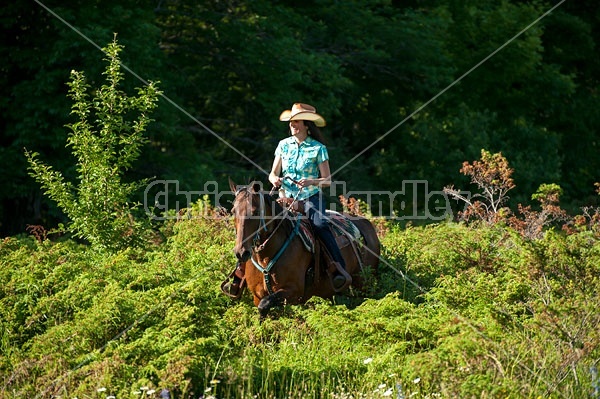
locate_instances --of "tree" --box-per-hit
[3,0,600,234]
[25,39,160,252]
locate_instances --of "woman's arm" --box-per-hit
[269,155,283,187]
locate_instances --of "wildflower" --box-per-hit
[107,396,116,399]
[147,390,156,395]
[140,386,149,391]
[378,384,387,389]
[210,379,221,385]
[412,377,421,384]
[205,387,212,393]
[396,383,405,399]
[363,357,373,365]
[383,388,393,397]
[97,387,107,393]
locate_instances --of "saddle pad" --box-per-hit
[299,220,315,253]
[326,210,362,242]
[298,212,362,254]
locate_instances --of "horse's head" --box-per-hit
[230,180,278,262]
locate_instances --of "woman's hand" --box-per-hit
[270,175,283,187]
[297,178,315,187]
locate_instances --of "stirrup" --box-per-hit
[220,278,244,299]
[330,262,352,293]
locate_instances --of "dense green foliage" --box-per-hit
[25,40,160,252]
[3,2,600,397]
[2,0,600,235]
[1,209,599,398]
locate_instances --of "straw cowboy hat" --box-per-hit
[279,103,326,127]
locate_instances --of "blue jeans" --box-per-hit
[305,193,346,269]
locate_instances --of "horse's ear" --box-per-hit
[229,177,237,193]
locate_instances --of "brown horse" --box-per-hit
[229,180,381,318]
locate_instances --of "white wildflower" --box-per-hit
[413,377,421,384]
[383,388,394,397]
[363,357,373,365]
[97,387,107,393]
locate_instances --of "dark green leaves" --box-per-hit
[26,39,160,252]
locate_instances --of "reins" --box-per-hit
[235,186,301,295]
[251,216,301,294]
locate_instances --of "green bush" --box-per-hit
[2,203,599,398]
[25,38,160,253]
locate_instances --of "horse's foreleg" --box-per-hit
[257,290,288,319]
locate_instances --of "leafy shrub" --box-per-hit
[444,149,515,225]
[2,189,599,398]
[25,38,160,253]
[445,150,575,242]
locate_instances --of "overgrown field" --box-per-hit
[1,211,599,399]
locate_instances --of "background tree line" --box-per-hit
[1,0,599,236]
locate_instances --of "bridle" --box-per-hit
[233,186,301,294]
[251,188,269,249]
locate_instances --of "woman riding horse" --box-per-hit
[222,103,351,298]
[226,179,381,318]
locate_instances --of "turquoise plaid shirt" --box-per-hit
[275,136,329,200]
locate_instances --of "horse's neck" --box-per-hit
[260,201,296,250]
[266,207,294,237]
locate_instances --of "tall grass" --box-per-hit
[1,214,599,398]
